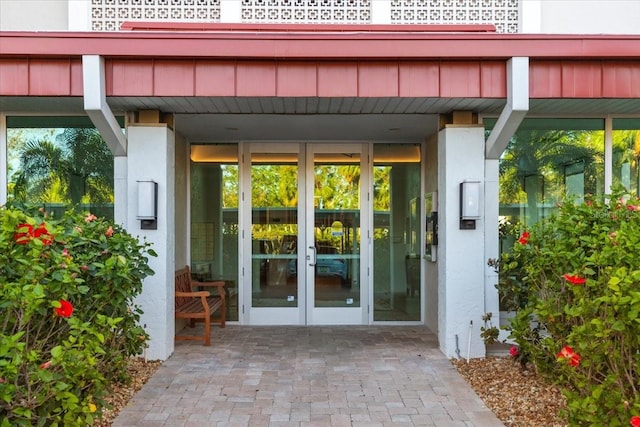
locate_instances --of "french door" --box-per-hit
[241,143,369,325]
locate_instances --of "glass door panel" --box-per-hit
[250,152,299,312]
[190,144,239,322]
[372,144,422,321]
[307,145,365,324]
[245,143,367,325]
[313,158,360,307]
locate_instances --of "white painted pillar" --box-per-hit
[127,125,176,361]
[484,159,501,337]
[371,0,392,24]
[68,0,91,31]
[605,116,613,193]
[220,0,242,23]
[521,0,542,33]
[114,156,128,228]
[437,125,486,359]
[0,113,7,206]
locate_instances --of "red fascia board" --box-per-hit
[1,32,640,60]
[119,22,497,33]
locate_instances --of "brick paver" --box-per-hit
[113,326,504,427]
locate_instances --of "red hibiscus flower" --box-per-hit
[14,223,33,244]
[557,345,581,367]
[562,274,586,285]
[630,416,640,427]
[509,345,519,358]
[32,223,53,245]
[14,222,53,245]
[105,226,114,237]
[517,231,530,245]
[85,213,97,223]
[54,300,74,318]
[40,360,52,369]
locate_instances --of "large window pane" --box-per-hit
[496,118,604,230]
[493,118,605,310]
[373,144,421,321]
[6,117,116,219]
[190,144,239,321]
[613,119,640,195]
[250,153,298,308]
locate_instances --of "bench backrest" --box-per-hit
[175,266,194,308]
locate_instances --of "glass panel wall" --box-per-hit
[190,144,239,321]
[250,153,298,308]
[494,118,605,310]
[313,153,361,308]
[497,118,604,234]
[6,116,116,219]
[613,119,640,195]
[372,144,421,321]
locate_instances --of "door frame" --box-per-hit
[305,143,370,325]
[239,141,371,325]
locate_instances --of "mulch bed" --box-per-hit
[92,358,162,427]
[452,356,568,427]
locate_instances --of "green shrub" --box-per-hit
[501,188,640,425]
[0,205,155,426]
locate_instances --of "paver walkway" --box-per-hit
[113,325,504,426]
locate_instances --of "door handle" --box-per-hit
[308,246,316,266]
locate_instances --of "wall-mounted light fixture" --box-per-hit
[460,181,480,230]
[137,180,157,230]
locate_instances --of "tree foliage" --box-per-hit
[0,205,155,426]
[499,188,640,425]
[10,129,114,206]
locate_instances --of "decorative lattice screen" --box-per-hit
[91,0,519,32]
[241,0,371,24]
[390,0,519,33]
[91,0,221,31]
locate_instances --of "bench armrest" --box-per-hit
[193,280,226,299]
[176,290,210,297]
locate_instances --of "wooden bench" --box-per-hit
[175,265,226,346]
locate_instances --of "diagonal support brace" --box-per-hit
[83,55,127,156]
[485,57,529,159]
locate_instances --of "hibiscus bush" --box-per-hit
[0,204,155,426]
[501,188,640,426]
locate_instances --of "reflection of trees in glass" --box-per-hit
[499,130,603,225]
[374,166,391,211]
[497,127,603,310]
[251,165,298,208]
[11,129,113,205]
[248,163,394,212]
[314,164,360,209]
[612,130,640,194]
[222,165,239,208]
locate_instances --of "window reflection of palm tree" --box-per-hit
[12,128,113,208]
[500,130,601,225]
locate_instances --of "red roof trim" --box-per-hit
[1,31,640,60]
[119,22,497,33]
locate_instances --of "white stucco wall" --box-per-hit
[424,134,439,334]
[174,131,189,270]
[0,114,7,206]
[127,125,176,361]
[437,125,486,359]
[0,0,68,30]
[484,159,500,333]
[522,0,640,34]
[3,0,639,34]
